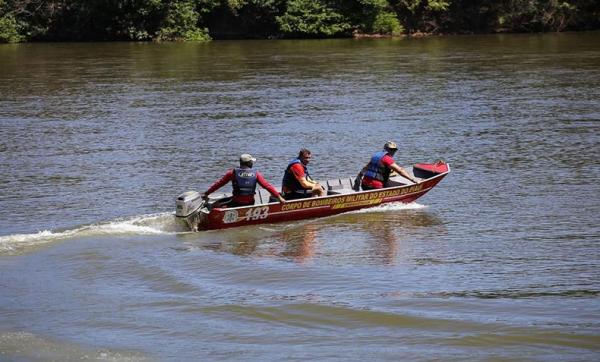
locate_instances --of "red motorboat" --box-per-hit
[176,161,450,231]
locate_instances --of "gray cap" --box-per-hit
[240,154,256,162]
[384,141,398,150]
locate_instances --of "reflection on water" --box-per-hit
[194,207,445,265]
[279,223,318,263]
[325,210,446,265]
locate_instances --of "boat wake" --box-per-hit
[0,203,426,255]
[0,212,186,255]
[347,201,427,214]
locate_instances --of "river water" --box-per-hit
[1,33,599,361]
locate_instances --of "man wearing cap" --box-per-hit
[355,141,419,190]
[202,154,285,207]
[282,148,325,200]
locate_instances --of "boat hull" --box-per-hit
[192,163,449,230]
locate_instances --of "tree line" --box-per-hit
[1,0,599,43]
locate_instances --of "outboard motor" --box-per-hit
[176,191,204,218]
[175,191,205,231]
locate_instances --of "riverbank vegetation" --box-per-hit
[1,0,599,43]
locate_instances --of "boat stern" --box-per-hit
[175,191,209,231]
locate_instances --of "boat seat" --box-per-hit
[256,189,274,205]
[210,192,231,200]
[327,179,344,190]
[208,193,232,209]
[326,179,343,195]
[327,178,355,195]
[386,174,415,187]
[343,178,355,190]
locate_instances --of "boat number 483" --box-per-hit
[244,206,269,221]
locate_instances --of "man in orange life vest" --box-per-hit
[202,154,285,207]
[281,148,325,200]
[354,141,419,190]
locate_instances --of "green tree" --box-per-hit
[0,0,61,41]
[276,0,352,37]
[391,0,451,33]
[498,0,577,32]
[0,0,24,43]
[199,0,286,38]
[372,11,403,34]
[356,0,403,34]
[1,0,598,42]
[442,0,599,33]
[0,13,23,43]
[156,0,210,41]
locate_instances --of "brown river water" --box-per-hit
[1,33,599,360]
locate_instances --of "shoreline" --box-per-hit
[2,29,599,45]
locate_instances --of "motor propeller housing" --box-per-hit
[175,191,204,218]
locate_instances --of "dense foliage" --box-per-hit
[1,0,598,43]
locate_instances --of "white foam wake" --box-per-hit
[347,201,427,214]
[0,212,185,255]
